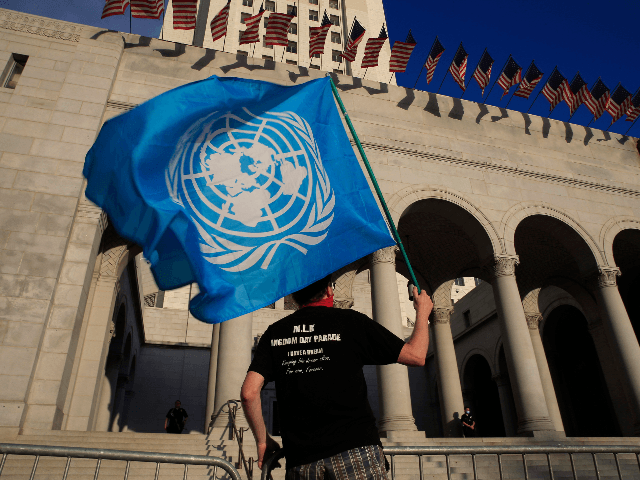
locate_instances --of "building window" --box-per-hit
[309,0,318,4]
[287,4,296,14]
[242,0,253,6]
[263,54,274,60]
[329,0,338,8]
[474,278,482,286]
[286,59,297,65]
[288,22,297,34]
[455,277,465,286]
[331,32,341,44]
[463,310,471,329]
[309,9,318,21]
[330,14,340,26]
[332,50,342,62]
[333,68,343,74]
[265,0,275,11]
[309,64,320,69]
[240,12,251,23]
[237,50,248,56]
[2,54,28,89]
[263,16,269,27]
[263,36,273,48]
[286,40,297,53]
[312,52,321,58]
[239,31,244,41]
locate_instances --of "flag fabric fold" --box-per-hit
[309,11,332,57]
[541,67,569,112]
[606,84,633,124]
[361,25,387,68]
[102,0,130,18]
[513,62,543,99]
[471,50,494,95]
[341,18,366,62]
[496,56,522,98]
[172,0,197,30]
[626,89,640,122]
[424,37,445,84]
[131,0,164,19]
[564,73,593,116]
[265,12,295,46]
[448,43,468,91]
[389,30,416,73]
[240,4,265,45]
[83,76,395,324]
[584,78,610,121]
[210,0,231,42]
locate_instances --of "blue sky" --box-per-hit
[2,0,639,136]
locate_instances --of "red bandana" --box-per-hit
[301,295,334,309]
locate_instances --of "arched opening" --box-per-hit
[543,304,619,436]
[613,229,640,343]
[462,354,505,437]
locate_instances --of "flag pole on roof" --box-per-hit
[483,55,509,104]
[527,66,553,113]
[505,59,535,108]
[413,36,439,89]
[326,74,421,293]
[461,48,487,99]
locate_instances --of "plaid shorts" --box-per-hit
[286,445,388,480]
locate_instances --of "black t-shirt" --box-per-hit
[249,306,405,468]
[461,413,474,428]
[166,407,188,430]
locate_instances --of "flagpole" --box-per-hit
[327,75,421,293]
[483,54,509,104]
[605,82,622,132]
[505,60,533,108]
[130,7,132,34]
[625,117,639,135]
[363,67,368,79]
[413,36,436,89]
[462,47,485,99]
[527,66,554,113]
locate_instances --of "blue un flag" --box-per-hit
[84,76,395,323]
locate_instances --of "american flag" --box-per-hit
[341,18,366,62]
[424,37,445,84]
[626,89,640,122]
[606,84,633,124]
[448,43,468,91]
[210,0,230,42]
[564,73,593,116]
[102,0,129,18]
[471,50,494,95]
[265,12,294,46]
[496,56,522,98]
[583,78,610,121]
[361,25,387,68]
[513,62,543,99]
[172,0,197,30]
[240,4,265,45]
[541,67,569,111]
[131,0,164,19]
[309,11,332,57]
[389,30,417,73]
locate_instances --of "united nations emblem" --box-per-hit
[165,108,335,272]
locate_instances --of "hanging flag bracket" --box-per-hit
[327,75,422,294]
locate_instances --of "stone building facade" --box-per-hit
[0,7,639,443]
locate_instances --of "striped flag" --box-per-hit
[265,12,294,46]
[541,67,569,112]
[172,0,197,30]
[606,84,633,124]
[131,0,164,19]
[583,78,610,121]
[240,4,265,45]
[424,37,445,84]
[341,18,366,62]
[210,0,230,42]
[102,0,130,18]
[626,89,640,122]
[471,50,494,95]
[564,73,593,116]
[448,43,468,91]
[513,62,543,99]
[361,25,387,68]
[389,30,416,73]
[496,56,522,98]
[309,11,332,57]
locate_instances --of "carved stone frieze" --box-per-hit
[432,307,453,324]
[525,313,542,330]
[370,246,398,266]
[484,255,519,280]
[0,10,83,42]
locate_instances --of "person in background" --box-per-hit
[461,406,475,437]
[165,400,188,434]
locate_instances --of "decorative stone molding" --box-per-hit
[0,10,83,42]
[334,298,354,309]
[525,313,542,330]
[432,307,453,324]
[370,246,398,266]
[484,255,519,280]
[597,266,621,288]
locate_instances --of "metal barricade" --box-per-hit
[261,445,640,480]
[0,443,242,480]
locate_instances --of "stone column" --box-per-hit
[370,247,418,435]
[594,267,640,435]
[212,313,253,429]
[492,373,517,437]
[95,355,122,432]
[431,307,464,437]
[488,256,555,435]
[525,313,564,432]
[205,323,221,433]
[192,0,212,47]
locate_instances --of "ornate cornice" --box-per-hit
[525,313,542,330]
[484,255,519,280]
[0,10,83,42]
[597,266,621,288]
[370,246,398,266]
[432,307,452,324]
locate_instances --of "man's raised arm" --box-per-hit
[397,288,433,367]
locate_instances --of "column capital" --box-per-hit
[597,266,621,288]
[432,307,453,324]
[484,255,520,280]
[370,246,399,266]
[525,313,543,330]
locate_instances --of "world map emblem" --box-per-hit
[165,108,335,272]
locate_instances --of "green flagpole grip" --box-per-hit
[327,76,421,294]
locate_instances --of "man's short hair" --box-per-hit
[292,274,332,306]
